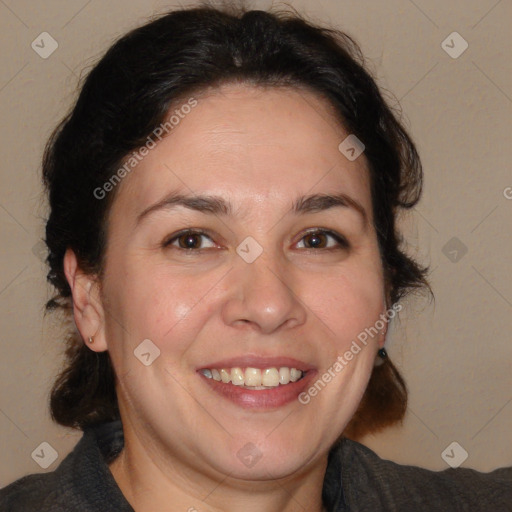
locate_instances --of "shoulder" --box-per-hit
[0,471,66,512]
[0,421,131,512]
[337,438,512,511]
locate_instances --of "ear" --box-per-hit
[379,326,388,349]
[63,248,108,352]
[378,289,392,349]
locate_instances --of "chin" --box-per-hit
[212,430,328,481]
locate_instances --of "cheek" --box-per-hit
[304,262,385,350]
[102,257,216,359]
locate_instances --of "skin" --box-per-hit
[64,83,388,512]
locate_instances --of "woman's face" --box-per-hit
[96,84,386,480]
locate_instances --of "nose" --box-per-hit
[221,249,307,335]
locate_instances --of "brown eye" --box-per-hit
[297,230,348,250]
[177,233,202,249]
[164,230,216,250]
[303,232,328,248]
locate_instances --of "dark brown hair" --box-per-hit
[43,4,430,437]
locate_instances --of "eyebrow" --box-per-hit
[137,193,231,224]
[293,193,368,228]
[136,191,368,228]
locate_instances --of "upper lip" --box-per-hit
[197,355,315,372]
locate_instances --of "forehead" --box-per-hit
[110,83,372,223]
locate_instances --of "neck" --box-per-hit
[108,423,328,512]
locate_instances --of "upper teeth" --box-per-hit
[199,367,303,388]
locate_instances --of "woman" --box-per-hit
[1,4,510,511]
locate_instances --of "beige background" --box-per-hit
[1,0,511,486]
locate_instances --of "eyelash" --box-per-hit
[162,228,349,252]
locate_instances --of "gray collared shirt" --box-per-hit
[1,420,511,511]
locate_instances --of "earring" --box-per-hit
[378,347,387,359]
[374,347,387,367]
[88,336,94,344]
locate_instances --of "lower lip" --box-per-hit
[199,371,317,410]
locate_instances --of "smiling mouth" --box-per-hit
[198,366,305,389]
